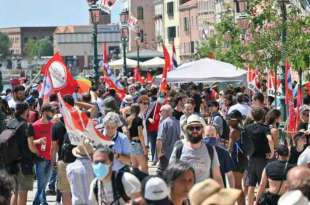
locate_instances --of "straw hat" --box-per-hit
[72,139,94,158]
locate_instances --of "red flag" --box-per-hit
[101,76,126,100]
[296,86,303,131]
[247,67,260,92]
[288,101,296,134]
[39,53,77,102]
[160,44,170,93]
[58,93,113,146]
[134,68,142,82]
[285,58,294,104]
[146,72,154,83]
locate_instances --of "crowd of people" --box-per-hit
[0,80,310,205]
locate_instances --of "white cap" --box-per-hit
[278,190,310,205]
[144,177,171,205]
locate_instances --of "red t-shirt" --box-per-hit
[29,119,53,160]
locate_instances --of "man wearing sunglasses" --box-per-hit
[169,114,224,187]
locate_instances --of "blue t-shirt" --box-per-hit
[111,132,131,171]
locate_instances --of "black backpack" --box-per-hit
[93,171,130,204]
[174,140,214,178]
[212,113,230,140]
[239,128,254,156]
[0,119,25,165]
[61,133,76,163]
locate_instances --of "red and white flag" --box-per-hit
[128,15,138,31]
[247,67,259,92]
[58,93,113,146]
[101,76,126,100]
[99,0,117,13]
[267,70,282,97]
[39,53,77,103]
[285,58,294,104]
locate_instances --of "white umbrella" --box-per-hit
[155,58,247,83]
[141,57,165,68]
[109,58,138,69]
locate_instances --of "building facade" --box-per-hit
[53,24,120,74]
[154,0,164,51]
[0,27,56,56]
[123,0,156,51]
[179,0,199,62]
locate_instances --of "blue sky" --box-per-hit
[0,0,122,28]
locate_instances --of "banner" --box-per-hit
[58,93,113,146]
[128,15,138,31]
[99,0,117,13]
[171,40,178,70]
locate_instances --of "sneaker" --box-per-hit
[46,189,56,196]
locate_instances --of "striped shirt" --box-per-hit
[66,157,95,205]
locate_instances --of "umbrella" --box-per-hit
[109,58,138,68]
[76,78,91,94]
[141,57,165,68]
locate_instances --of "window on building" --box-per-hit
[191,41,195,53]
[167,2,174,17]
[137,6,144,20]
[167,26,176,42]
[184,17,189,32]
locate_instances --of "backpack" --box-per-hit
[0,119,25,165]
[174,140,214,178]
[212,113,230,140]
[61,133,76,163]
[93,171,131,204]
[239,129,254,156]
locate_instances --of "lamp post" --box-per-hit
[120,9,129,76]
[279,0,289,121]
[136,36,140,70]
[89,2,101,84]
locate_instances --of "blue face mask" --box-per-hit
[204,137,219,146]
[92,163,110,179]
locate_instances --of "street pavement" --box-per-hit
[27,160,158,205]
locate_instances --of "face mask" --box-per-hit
[92,163,110,179]
[46,115,53,121]
[204,137,218,146]
[187,134,202,144]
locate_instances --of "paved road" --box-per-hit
[27,161,157,205]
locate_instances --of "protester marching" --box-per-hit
[0,25,310,205]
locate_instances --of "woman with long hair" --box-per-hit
[127,103,148,173]
[265,109,281,149]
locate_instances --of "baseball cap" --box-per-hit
[143,177,171,205]
[189,179,241,205]
[278,190,309,205]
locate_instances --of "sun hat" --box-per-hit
[189,179,241,205]
[184,114,206,128]
[72,139,94,158]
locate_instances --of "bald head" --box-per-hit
[160,104,173,119]
[205,125,218,138]
[287,166,310,200]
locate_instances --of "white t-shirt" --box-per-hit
[228,103,252,117]
[297,146,310,167]
[89,172,141,205]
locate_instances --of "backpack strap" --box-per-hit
[93,178,99,203]
[111,171,130,204]
[174,140,184,161]
[205,144,214,179]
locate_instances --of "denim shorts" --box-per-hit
[130,141,144,156]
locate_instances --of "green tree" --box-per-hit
[24,37,53,59]
[0,32,11,60]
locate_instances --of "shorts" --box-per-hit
[130,141,144,155]
[57,161,71,193]
[247,157,267,186]
[15,171,34,192]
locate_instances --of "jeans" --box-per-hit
[47,166,57,191]
[33,160,52,205]
[147,131,157,162]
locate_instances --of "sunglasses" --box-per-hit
[93,160,108,164]
[141,102,149,105]
[187,125,203,131]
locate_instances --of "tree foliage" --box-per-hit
[24,37,53,59]
[0,32,11,60]
[197,0,310,71]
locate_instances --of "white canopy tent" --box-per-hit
[109,58,138,69]
[155,58,247,84]
[141,57,165,68]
